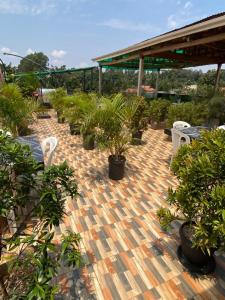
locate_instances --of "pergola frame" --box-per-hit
[93,13,225,95]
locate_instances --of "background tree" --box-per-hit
[18,52,49,72]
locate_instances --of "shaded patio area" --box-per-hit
[31,111,225,300]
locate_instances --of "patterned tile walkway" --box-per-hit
[32,110,225,300]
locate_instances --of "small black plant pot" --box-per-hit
[69,123,81,135]
[179,222,215,270]
[131,131,143,145]
[108,155,126,180]
[83,134,95,150]
[37,112,51,119]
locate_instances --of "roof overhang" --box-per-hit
[93,13,225,70]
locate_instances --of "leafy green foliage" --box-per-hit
[167,102,208,127]
[62,92,98,136]
[49,87,67,114]
[0,133,82,298]
[208,96,225,124]
[148,99,171,123]
[128,96,149,132]
[95,93,137,157]
[0,83,38,136]
[158,130,225,252]
[16,74,40,97]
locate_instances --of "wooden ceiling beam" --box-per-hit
[100,32,225,67]
[141,32,225,58]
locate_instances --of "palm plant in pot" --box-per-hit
[96,93,137,180]
[49,88,67,123]
[80,93,98,150]
[128,96,149,145]
[149,99,171,129]
[157,129,225,272]
[63,92,96,139]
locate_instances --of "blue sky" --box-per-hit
[0,0,224,70]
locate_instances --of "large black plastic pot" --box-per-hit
[131,130,143,145]
[179,222,214,266]
[69,123,81,135]
[83,134,95,150]
[108,155,126,180]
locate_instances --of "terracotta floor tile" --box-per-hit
[31,112,225,299]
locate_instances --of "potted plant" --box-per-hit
[0,84,38,136]
[149,99,171,129]
[49,88,67,123]
[64,92,98,149]
[96,93,136,180]
[80,93,98,150]
[157,129,225,271]
[128,96,149,145]
[63,92,92,136]
[0,132,83,298]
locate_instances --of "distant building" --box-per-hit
[126,85,156,95]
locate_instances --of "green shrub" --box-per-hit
[63,92,98,136]
[208,96,225,124]
[149,99,171,123]
[128,96,149,132]
[16,74,40,97]
[167,102,208,127]
[157,129,225,252]
[0,84,38,136]
[49,87,67,113]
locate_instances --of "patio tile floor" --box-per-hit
[31,110,225,300]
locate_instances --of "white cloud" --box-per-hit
[100,18,159,34]
[0,0,91,15]
[167,0,196,29]
[167,15,178,29]
[0,0,57,15]
[1,47,18,55]
[26,48,35,55]
[51,49,67,59]
[184,1,192,9]
[76,62,89,68]
[52,59,62,66]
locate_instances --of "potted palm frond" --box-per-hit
[96,93,137,180]
[80,93,98,150]
[128,96,149,145]
[63,93,93,137]
[0,84,38,136]
[157,129,225,272]
[149,99,171,129]
[49,88,67,123]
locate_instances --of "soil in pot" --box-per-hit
[108,155,126,180]
[69,123,81,135]
[131,131,143,145]
[83,134,95,150]
[179,222,214,267]
[36,112,51,119]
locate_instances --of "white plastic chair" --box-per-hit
[218,125,225,130]
[41,137,58,166]
[171,128,190,164]
[173,121,191,129]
